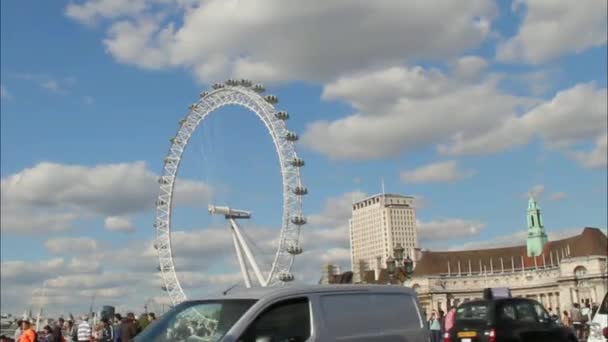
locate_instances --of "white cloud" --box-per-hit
[453,55,488,80]
[65,0,148,24]
[439,82,607,168]
[14,73,74,93]
[303,65,531,160]
[448,227,585,251]
[571,134,607,169]
[1,84,11,100]
[45,237,99,255]
[526,184,545,198]
[84,95,94,104]
[104,216,135,232]
[308,191,367,227]
[67,0,496,83]
[417,219,486,242]
[0,161,213,233]
[400,160,475,184]
[497,0,607,63]
[41,80,61,92]
[549,192,567,201]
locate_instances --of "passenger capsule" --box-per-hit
[161,285,168,291]
[240,79,252,87]
[290,158,305,167]
[252,84,265,93]
[291,216,307,226]
[189,103,199,110]
[158,177,170,184]
[293,186,308,195]
[285,131,299,141]
[199,91,209,98]
[264,95,279,104]
[156,199,167,206]
[225,79,238,86]
[287,245,303,255]
[278,272,295,282]
[212,83,225,89]
[275,111,289,120]
[157,265,172,272]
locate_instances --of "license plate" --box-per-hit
[460,339,471,342]
[457,331,477,338]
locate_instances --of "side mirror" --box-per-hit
[255,337,272,342]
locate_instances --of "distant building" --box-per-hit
[329,195,607,315]
[349,193,417,282]
[526,196,548,257]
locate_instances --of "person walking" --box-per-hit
[571,303,584,341]
[42,325,57,342]
[14,319,23,342]
[77,316,92,342]
[428,311,442,342]
[444,306,457,334]
[561,310,571,327]
[112,314,122,342]
[120,314,137,342]
[98,318,114,342]
[19,319,37,342]
[66,320,78,342]
[52,318,64,342]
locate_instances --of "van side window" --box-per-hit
[239,297,310,342]
[500,303,517,321]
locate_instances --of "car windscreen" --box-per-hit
[134,299,256,342]
[456,302,489,321]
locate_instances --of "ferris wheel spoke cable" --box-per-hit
[155,80,307,306]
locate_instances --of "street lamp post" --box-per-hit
[387,243,414,285]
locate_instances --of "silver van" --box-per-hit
[135,284,429,342]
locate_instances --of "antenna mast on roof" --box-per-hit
[381,178,385,196]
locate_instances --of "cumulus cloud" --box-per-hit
[302,65,531,160]
[45,237,99,255]
[0,161,213,234]
[417,219,486,243]
[66,0,496,83]
[448,227,587,251]
[549,192,567,201]
[526,184,545,198]
[400,160,475,184]
[104,216,135,232]
[497,0,607,63]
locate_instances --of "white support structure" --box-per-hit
[230,218,267,287]
[231,229,252,288]
[155,81,307,305]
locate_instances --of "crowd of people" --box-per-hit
[1,312,157,342]
[560,299,599,341]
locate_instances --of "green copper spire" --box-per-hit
[526,196,548,257]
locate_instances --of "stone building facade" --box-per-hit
[323,227,607,315]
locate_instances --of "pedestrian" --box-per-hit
[77,316,92,342]
[571,303,584,340]
[42,325,57,342]
[66,320,78,342]
[428,311,442,342]
[112,314,122,342]
[14,319,23,342]
[98,318,114,342]
[438,310,445,336]
[120,314,137,342]
[582,301,592,341]
[19,319,37,342]
[53,318,64,342]
[562,310,571,327]
[147,313,156,323]
[444,305,457,334]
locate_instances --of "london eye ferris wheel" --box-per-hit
[154,79,307,306]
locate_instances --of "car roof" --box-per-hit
[191,284,417,302]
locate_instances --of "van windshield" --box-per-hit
[135,299,256,342]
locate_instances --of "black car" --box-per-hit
[446,297,577,342]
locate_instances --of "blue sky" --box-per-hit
[1,0,606,314]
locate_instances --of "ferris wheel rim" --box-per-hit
[154,83,306,306]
